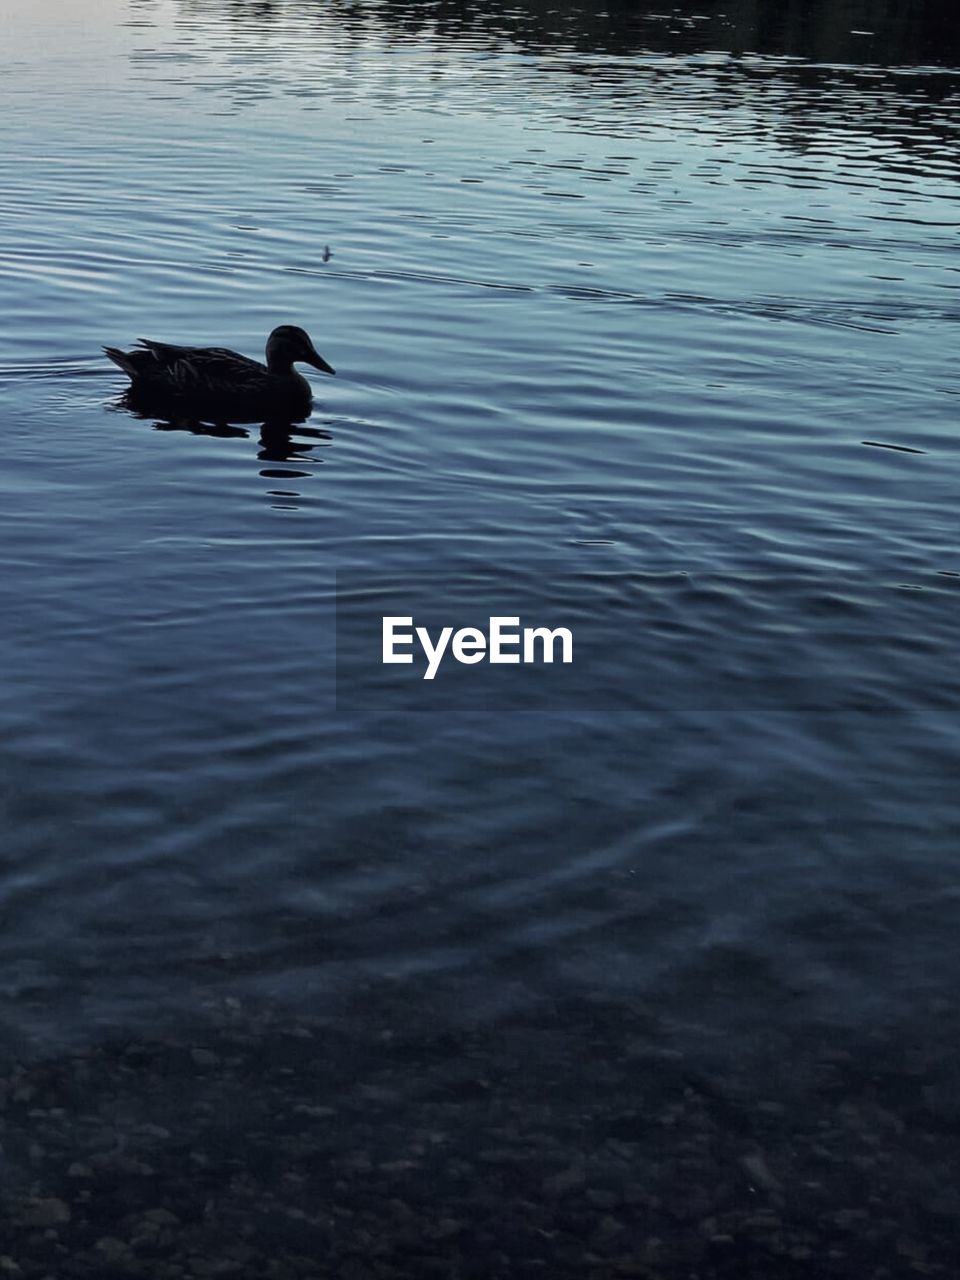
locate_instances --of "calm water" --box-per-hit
[1,0,959,1078]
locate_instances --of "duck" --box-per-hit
[104,325,335,423]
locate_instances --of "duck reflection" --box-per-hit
[124,396,328,448]
[118,392,333,497]
[258,420,332,464]
[146,414,250,441]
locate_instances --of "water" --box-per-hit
[2,0,959,1122]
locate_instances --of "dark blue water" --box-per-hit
[1,0,959,1075]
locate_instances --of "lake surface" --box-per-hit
[1,0,959,1269]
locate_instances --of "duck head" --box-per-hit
[266,325,336,376]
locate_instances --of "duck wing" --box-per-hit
[134,339,267,391]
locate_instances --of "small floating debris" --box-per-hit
[322,245,332,262]
[571,539,617,546]
[861,440,926,454]
[738,1151,782,1192]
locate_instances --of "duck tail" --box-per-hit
[103,346,139,377]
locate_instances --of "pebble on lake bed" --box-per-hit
[10,1197,71,1227]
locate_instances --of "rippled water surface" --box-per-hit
[1,0,959,1075]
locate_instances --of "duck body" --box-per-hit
[104,325,335,424]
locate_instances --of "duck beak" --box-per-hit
[306,345,336,375]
